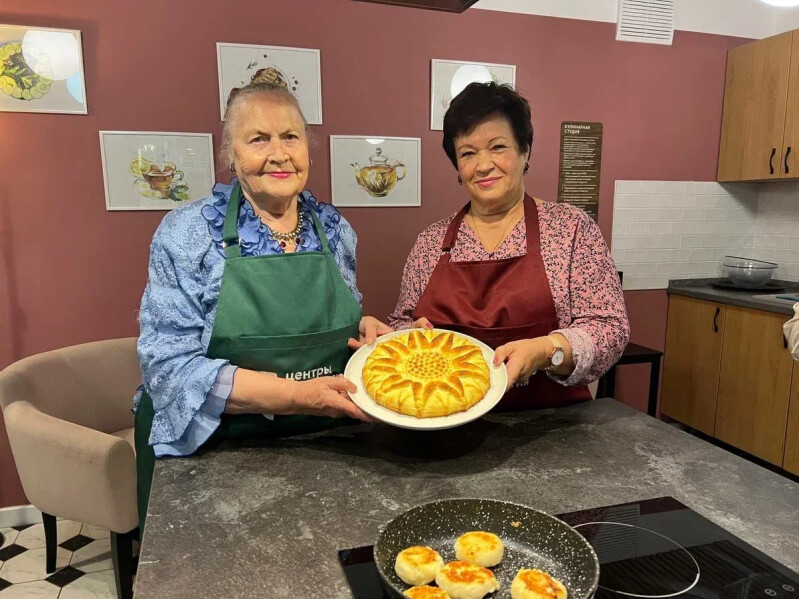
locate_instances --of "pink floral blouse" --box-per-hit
[388,201,630,386]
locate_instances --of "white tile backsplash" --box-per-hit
[751,182,799,281]
[612,180,799,290]
[639,181,665,194]
[614,180,640,194]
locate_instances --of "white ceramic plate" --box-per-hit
[345,328,508,430]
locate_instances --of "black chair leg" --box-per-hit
[111,529,135,599]
[648,356,662,418]
[605,366,617,398]
[42,512,57,574]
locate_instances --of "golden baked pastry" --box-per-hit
[404,585,452,599]
[511,569,568,599]
[363,330,491,418]
[435,561,499,599]
[454,531,504,567]
[395,546,445,586]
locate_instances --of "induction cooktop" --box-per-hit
[338,496,799,598]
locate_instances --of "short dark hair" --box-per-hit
[442,82,533,169]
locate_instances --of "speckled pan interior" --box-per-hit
[374,498,599,599]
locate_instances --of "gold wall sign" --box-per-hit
[557,121,603,222]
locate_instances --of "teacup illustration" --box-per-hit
[130,157,186,200]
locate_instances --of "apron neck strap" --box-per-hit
[441,203,470,254]
[221,183,332,258]
[521,194,541,256]
[222,182,244,259]
[308,208,331,253]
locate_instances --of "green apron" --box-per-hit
[134,184,362,531]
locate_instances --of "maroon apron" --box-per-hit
[413,195,591,410]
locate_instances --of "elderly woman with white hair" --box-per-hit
[133,82,388,529]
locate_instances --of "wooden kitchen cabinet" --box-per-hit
[783,32,799,178]
[784,365,799,475]
[663,295,798,470]
[715,306,794,465]
[717,30,797,182]
[661,296,725,435]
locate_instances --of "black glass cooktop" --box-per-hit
[338,496,799,598]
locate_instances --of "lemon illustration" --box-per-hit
[0,41,53,101]
[129,157,151,178]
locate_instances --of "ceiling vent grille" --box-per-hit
[616,0,675,45]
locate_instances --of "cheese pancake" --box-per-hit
[511,569,568,599]
[435,560,499,599]
[454,531,504,567]
[404,586,452,599]
[395,546,445,586]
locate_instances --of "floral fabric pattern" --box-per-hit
[136,182,360,448]
[388,201,629,385]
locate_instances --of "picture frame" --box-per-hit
[330,136,421,208]
[99,131,215,211]
[0,24,88,114]
[216,42,322,123]
[430,59,516,130]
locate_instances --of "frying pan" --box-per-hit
[374,498,599,598]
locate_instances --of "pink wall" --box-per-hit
[0,0,745,507]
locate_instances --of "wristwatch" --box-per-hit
[545,336,565,372]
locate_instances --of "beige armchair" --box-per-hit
[0,338,141,599]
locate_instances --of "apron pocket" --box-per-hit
[226,322,359,374]
[229,322,358,351]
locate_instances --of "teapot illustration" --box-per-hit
[352,147,406,197]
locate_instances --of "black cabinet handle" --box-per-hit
[770,147,776,175]
[786,146,792,175]
[713,307,720,333]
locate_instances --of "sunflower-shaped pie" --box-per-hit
[362,330,491,417]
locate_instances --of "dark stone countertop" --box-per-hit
[133,399,799,599]
[668,278,799,315]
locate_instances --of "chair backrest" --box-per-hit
[0,338,141,434]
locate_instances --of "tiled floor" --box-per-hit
[0,521,117,598]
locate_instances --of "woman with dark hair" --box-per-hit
[388,82,629,409]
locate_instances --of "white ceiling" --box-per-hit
[472,0,799,39]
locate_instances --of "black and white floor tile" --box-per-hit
[0,520,116,598]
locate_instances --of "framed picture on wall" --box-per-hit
[0,24,88,114]
[430,59,516,130]
[99,131,215,211]
[330,136,421,208]
[216,42,322,123]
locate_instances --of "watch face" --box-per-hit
[551,348,565,367]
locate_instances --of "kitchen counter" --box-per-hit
[668,278,799,315]
[133,399,799,598]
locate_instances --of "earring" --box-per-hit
[229,164,235,172]
[309,158,314,166]
[457,175,462,186]
[523,162,529,174]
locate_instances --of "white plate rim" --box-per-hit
[345,328,508,430]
